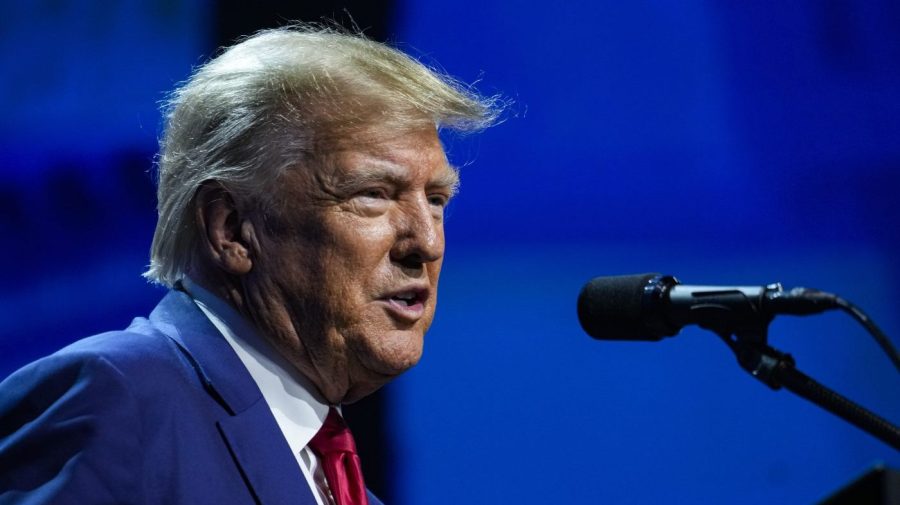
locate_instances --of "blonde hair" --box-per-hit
[144,24,503,286]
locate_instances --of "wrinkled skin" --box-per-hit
[193,127,457,404]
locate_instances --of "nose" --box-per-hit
[390,196,444,269]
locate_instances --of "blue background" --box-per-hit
[2,1,898,503]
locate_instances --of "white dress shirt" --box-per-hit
[182,279,337,505]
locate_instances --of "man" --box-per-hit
[0,25,500,504]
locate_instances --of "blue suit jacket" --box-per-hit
[0,290,385,505]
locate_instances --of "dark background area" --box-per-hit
[2,1,898,503]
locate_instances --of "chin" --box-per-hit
[339,323,426,401]
[382,327,425,369]
[350,328,423,378]
[340,353,421,404]
[368,344,423,377]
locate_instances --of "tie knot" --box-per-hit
[307,407,370,505]
[309,407,358,456]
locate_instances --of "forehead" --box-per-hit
[323,127,456,185]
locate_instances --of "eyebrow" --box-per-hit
[431,166,461,196]
[337,163,460,196]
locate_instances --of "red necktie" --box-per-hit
[308,407,370,505]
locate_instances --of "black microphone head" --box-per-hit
[577,273,669,341]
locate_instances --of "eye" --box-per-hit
[350,187,392,215]
[428,193,450,208]
[356,187,389,201]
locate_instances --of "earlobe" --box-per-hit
[195,182,255,276]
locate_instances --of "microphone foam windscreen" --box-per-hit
[577,273,660,340]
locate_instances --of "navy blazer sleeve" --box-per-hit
[0,349,143,504]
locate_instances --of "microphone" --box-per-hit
[577,273,839,341]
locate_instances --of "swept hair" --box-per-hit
[144,24,503,287]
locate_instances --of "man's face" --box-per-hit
[243,127,456,403]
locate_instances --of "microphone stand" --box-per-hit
[716,326,900,451]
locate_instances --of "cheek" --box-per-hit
[327,216,396,276]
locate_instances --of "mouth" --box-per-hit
[379,287,429,322]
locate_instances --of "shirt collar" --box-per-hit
[181,277,333,455]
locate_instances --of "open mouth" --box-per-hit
[380,288,429,321]
[389,290,425,307]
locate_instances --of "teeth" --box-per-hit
[395,292,415,301]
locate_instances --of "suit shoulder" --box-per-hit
[0,320,217,503]
[0,323,203,419]
[66,320,195,377]
[60,319,176,364]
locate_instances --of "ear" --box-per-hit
[194,182,256,276]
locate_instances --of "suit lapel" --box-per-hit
[149,290,318,505]
[218,399,318,505]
